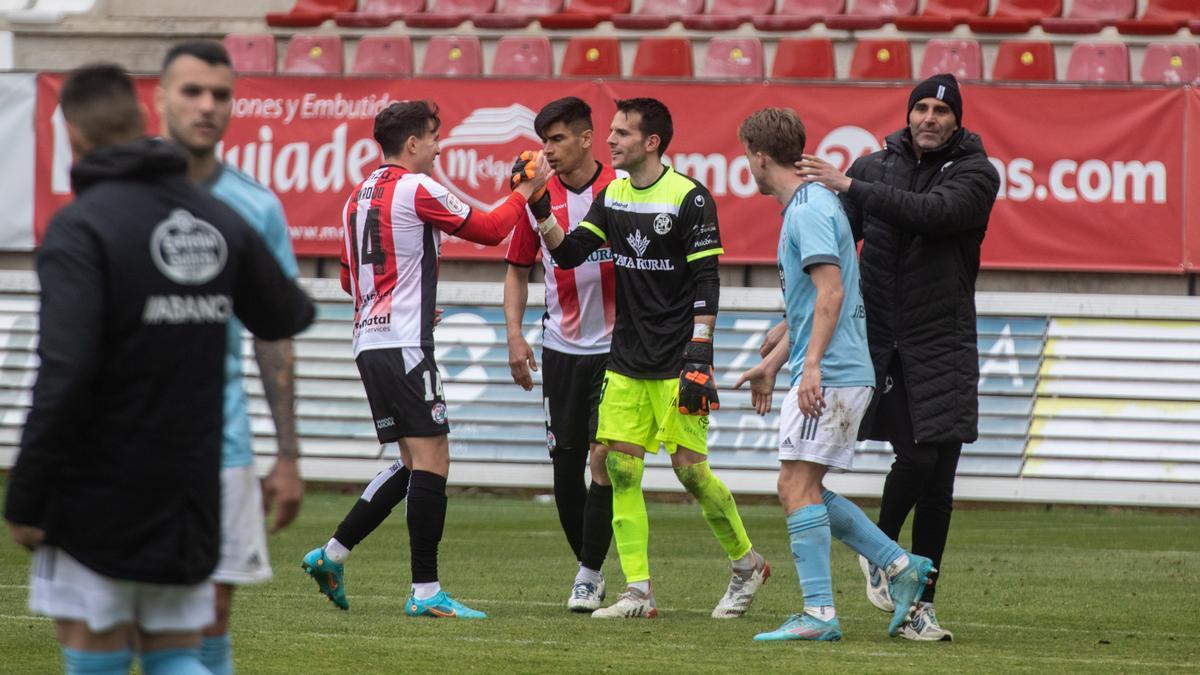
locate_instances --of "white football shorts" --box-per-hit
[29,547,215,633]
[777,385,873,471]
[212,464,273,585]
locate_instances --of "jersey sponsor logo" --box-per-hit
[613,254,675,271]
[653,213,672,235]
[431,402,448,425]
[431,104,541,211]
[375,416,396,430]
[693,236,718,248]
[627,230,650,257]
[150,209,228,285]
[354,313,392,334]
[142,293,233,325]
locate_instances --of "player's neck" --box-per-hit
[627,159,666,189]
[559,160,598,191]
[186,150,220,184]
[772,173,806,206]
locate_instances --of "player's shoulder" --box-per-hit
[664,167,712,199]
[213,164,285,225]
[216,164,279,204]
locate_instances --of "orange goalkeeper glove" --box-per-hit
[509,150,550,220]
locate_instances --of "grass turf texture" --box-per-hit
[1,484,1198,673]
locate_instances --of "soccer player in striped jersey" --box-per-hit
[302,101,550,620]
[734,108,934,642]
[504,97,616,612]
[157,40,303,675]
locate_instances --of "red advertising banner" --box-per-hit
[1186,88,1200,272]
[33,74,1193,271]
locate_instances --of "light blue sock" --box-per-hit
[140,647,210,675]
[822,489,905,569]
[62,647,133,675]
[786,504,834,609]
[200,634,233,675]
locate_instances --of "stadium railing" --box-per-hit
[0,270,1197,507]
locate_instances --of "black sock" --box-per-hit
[407,470,448,584]
[551,448,588,561]
[333,462,411,549]
[579,481,613,572]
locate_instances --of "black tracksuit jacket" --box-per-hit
[4,138,315,584]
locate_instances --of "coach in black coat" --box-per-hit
[799,73,1000,640]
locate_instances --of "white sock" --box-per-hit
[629,580,651,595]
[412,581,442,600]
[804,606,837,621]
[732,549,759,572]
[324,538,350,564]
[885,553,910,579]
[576,565,602,584]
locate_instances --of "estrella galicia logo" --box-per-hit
[627,229,650,257]
[653,213,672,235]
[150,209,228,285]
[431,402,448,425]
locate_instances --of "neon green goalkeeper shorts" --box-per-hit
[595,370,709,454]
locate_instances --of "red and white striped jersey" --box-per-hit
[341,165,470,356]
[506,162,617,355]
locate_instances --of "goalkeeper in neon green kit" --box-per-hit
[529,98,768,619]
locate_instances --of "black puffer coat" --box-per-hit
[841,127,1000,444]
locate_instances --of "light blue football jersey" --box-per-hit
[207,164,300,468]
[778,184,874,389]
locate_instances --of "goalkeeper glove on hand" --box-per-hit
[510,151,550,220]
[678,339,719,416]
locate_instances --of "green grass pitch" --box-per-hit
[2,484,1198,673]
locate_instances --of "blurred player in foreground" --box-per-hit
[302,100,550,620]
[157,40,303,674]
[504,97,616,612]
[5,63,313,674]
[735,107,934,642]
[538,98,767,620]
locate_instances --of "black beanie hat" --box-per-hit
[907,73,962,126]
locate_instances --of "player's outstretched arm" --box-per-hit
[735,334,789,416]
[450,154,553,246]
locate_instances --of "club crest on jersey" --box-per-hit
[628,230,650,257]
[431,104,541,212]
[444,193,469,217]
[150,209,228,285]
[546,430,556,452]
[653,213,672,235]
[431,402,448,425]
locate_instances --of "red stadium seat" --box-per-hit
[492,36,553,76]
[335,0,424,27]
[404,0,493,27]
[539,0,631,28]
[894,0,987,32]
[283,35,343,74]
[771,38,835,79]
[1140,43,1199,84]
[1041,0,1134,34]
[824,0,916,30]
[849,39,911,80]
[352,36,413,75]
[613,0,702,29]
[473,0,561,27]
[991,40,1055,81]
[699,38,764,80]
[681,0,773,31]
[751,0,842,31]
[1064,41,1129,82]
[918,39,982,80]
[560,37,621,76]
[266,0,355,27]
[1115,0,1198,35]
[632,37,693,77]
[223,34,276,74]
[968,0,1061,33]
[421,35,483,76]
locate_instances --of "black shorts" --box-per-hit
[542,347,608,455]
[355,346,449,442]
